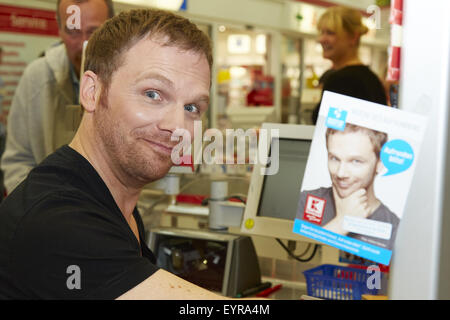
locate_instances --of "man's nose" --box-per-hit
[158,104,186,135]
[336,163,349,178]
[81,31,90,43]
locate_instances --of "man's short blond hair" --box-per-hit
[84,8,212,92]
[325,123,388,159]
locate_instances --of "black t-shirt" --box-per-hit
[312,65,387,124]
[0,145,159,299]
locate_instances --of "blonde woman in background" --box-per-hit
[312,6,387,124]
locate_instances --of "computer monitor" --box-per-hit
[240,122,316,241]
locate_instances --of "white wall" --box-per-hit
[389,0,450,300]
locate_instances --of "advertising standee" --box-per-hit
[293,91,426,265]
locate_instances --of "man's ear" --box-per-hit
[80,70,101,113]
[376,159,385,175]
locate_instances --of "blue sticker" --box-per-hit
[326,107,348,131]
[380,140,414,176]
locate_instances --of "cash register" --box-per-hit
[147,227,262,297]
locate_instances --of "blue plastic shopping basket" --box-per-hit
[303,264,382,300]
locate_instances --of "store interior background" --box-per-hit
[2,0,450,299]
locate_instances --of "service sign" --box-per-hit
[293,91,426,265]
[0,4,60,121]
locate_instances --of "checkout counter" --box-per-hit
[138,184,311,300]
[138,175,387,300]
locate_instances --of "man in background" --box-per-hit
[0,47,5,153]
[297,123,399,250]
[1,0,114,193]
[0,47,5,112]
[0,47,6,201]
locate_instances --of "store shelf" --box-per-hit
[301,88,321,105]
[225,106,276,129]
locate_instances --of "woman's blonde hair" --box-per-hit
[317,6,369,41]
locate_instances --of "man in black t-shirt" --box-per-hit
[0,9,223,300]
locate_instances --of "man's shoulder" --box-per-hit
[1,174,102,227]
[22,55,50,78]
[301,187,333,199]
[17,57,54,98]
[19,44,68,86]
[2,148,117,234]
[2,147,106,218]
[371,202,400,227]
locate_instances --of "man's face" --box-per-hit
[58,0,109,76]
[327,130,381,199]
[94,37,210,185]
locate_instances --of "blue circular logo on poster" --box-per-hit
[380,140,414,176]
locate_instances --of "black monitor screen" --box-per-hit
[257,138,311,220]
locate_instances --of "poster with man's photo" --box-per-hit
[293,91,426,265]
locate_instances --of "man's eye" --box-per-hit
[65,27,81,36]
[87,28,98,37]
[184,104,199,113]
[145,90,161,100]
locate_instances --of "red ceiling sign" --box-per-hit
[0,4,58,36]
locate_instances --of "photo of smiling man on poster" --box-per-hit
[293,91,426,265]
[296,123,400,250]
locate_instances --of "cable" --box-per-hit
[294,243,312,258]
[275,238,319,262]
[226,195,247,204]
[201,197,210,206]
[278,239,318,262]
[179,176,208,193]
[227,192,248,200]
[223,176,251,182]
[201,194,247,206]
